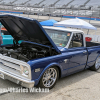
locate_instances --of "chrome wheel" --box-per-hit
[95,57,100,69]
[42,68,57,88]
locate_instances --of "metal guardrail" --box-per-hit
[0,4,100,18]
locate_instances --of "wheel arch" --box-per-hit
[40,63,62,79]
[35,63,62,86]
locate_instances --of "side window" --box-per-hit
[69,33,83,48]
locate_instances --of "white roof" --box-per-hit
[43,26,83,33]
[54,18,97,30]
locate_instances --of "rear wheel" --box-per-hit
[38,66,59,89]
[89,57,100,71]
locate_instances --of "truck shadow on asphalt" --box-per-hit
[0,69,100,99]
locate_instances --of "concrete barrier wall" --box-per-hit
[63,15,100,21]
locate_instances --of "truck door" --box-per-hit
[67,33,88,74]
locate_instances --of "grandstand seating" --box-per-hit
[25,0,43,6]
[86,0,100,6]
[0,0,3,2]
[54,0,72,7]
[68,0,88,8]
[0,0,30,5]
[39,0,58,7]
[0,0,100,9]
[0,0,16,5]
[13,0,31,5]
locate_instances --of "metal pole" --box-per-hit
[48,6,50,20]
[19,5,20,16]
[78,5,80,16]
[85,6,86,16]
[66,5,67,16]
[54,5,55,17]
[99,8,100,18]
[60,5,62,21]
[37,6,40,21]
[92,7,93,17]
[87,16,91,35]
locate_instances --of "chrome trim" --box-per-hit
[0,54,29,66]
[83,32,86,47]
[0,68,35,88]
[0,54,31,80]
[65,32,73,49]
[42,68,57,88]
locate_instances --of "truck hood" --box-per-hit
[0,14,60,53]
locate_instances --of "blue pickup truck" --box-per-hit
[0,15,100,89]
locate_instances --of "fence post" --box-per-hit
[48,6,50,20]
[87,16,91,35]
[66,5,67,16]
[92,7,93,17]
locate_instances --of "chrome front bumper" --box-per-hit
[0,54,34,88]
[0,68,35,88]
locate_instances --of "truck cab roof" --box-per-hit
[43,26,84,34]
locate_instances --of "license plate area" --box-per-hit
[0,73,4,79]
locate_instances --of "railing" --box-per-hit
[0,4,100,18]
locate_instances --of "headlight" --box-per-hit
[23,66,29,75]
[20,65,30,76]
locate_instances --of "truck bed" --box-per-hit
[86,42,100,47]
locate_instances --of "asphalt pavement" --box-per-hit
[0,69,100,100]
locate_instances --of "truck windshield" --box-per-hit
[45,29,72,47]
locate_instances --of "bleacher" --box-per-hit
[0,0,16,5]
[0,0,3,2]
[67,0,88,8]
[39,0,58,7]
[55,0,72,7]
[86,0,99,6]
[86,0,100,9]
[0,0,30,5]
[0,0,100,9]
[13,0,31,5]
[25,0,43,6]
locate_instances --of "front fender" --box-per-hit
[34,62,62,86]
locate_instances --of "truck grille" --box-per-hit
[0,54,31,79]
[0,58,21,74]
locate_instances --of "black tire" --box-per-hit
[89,57,100,71]
[38,66,59,89]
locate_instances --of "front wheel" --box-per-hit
[38,66,59,89]
[89,57,100,71]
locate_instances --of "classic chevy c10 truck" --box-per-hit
[0,14,100,89]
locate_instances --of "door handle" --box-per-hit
[83,51,87,53]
